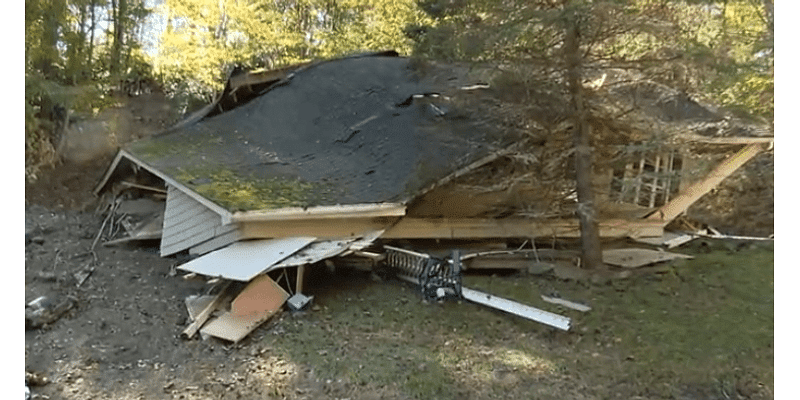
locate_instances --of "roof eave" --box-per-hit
[229,203,407,223]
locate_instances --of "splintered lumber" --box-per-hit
[185,295,216,321]
[201,274,289,342]
[648,143,766,224]
[182,282,231,339]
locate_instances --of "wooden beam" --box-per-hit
[239,217,401,240]
[238,216,663,241]
[181,282,230,339]
[381,217,663,239]
[230,203,406,222]
[296,266,305,294]
[647,143,766,223]
[680,135,774,145]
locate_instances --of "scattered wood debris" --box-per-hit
[602,248,694,268]
[634,231,698,248]
[541,295,591,312]
[25,295,76,330]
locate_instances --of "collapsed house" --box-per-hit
[94,51,773,337]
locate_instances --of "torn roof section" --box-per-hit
[104,53,521,217]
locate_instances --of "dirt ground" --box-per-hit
[24,154,773,400]
[25,163,354,400]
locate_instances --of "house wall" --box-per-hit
[160,185,237,256]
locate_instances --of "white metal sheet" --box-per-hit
[395,272,571,331]
[177,237,316,281]
[348,230,385,251]
[269,239,355,270]
[462,287,571,331]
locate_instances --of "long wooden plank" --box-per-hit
[382,218,664,239]
[238,217,663,241]
[647,143,765,223]
[680,135,774,145]
[230,203,406,222]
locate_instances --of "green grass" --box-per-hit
[260,243,773,399]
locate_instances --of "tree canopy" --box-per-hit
[154,0,433,100]
[410,0,773,121]
[25,0,773,181]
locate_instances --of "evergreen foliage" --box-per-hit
[24,0,772,184]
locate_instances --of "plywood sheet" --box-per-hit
[231,274,289,317]
[197,275,289,342]
[200,308,281,343]
[177,237,316,281]
[602,248,693,268]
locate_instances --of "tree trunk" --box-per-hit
[88,0,96,75]
[36,0,65,79]
[111,0,127,77]
[762,0,773,45]
[564,18,603,270]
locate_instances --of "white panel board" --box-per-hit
[462,287,571,331]
[348,230,385,251]
[177,237,316,281]
[268,239,355,270]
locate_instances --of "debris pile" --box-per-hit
[80,51,773,343]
